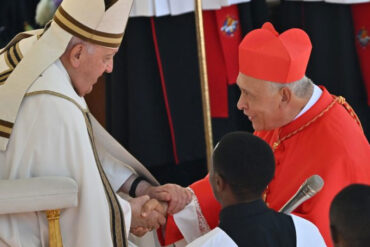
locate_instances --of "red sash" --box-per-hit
[204,5,242,117]
[351,3,370,106]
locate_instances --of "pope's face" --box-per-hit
[74,45,118,96]
[236,73,283,131]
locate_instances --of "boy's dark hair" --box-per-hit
[330,184,370,247]
[212,131,275,201]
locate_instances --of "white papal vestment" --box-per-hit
[0,59,157,247]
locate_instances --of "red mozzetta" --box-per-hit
[162,87,370,247]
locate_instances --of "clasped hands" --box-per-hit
[129,183,192,236]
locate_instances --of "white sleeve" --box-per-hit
[173,189,211,243]
[290,214,327,247]
[98,146,135,192]
[186,227,237,247]
[90,114,159,186]
[174,197,202,243]
[117,194,132,238]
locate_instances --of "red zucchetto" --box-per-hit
[239,22,312,83]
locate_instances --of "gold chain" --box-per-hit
[273,96,344,151]
[265,95,362,205]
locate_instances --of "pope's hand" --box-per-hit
[130,226,150,237]
[130,195,166,232]
[145,184,192,215]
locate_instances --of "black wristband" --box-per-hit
[129,176,146,198]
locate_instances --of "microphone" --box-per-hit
[279,175,324,214]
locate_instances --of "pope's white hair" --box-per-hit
[65,36,95,54]
[268,76,313,98]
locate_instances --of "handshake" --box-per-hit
[128,183,193,236]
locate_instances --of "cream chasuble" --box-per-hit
[0,59,158,246]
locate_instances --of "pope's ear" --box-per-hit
[69,44,84,68]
